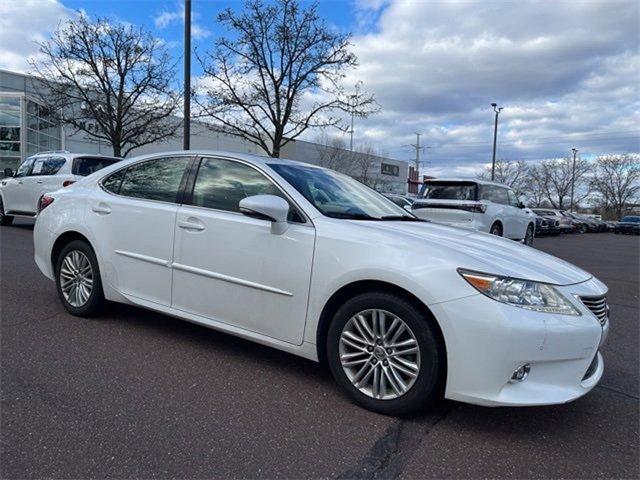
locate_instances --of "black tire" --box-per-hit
[55,239,105,317]
[580,225,588,234]
[0,197,14,226]
[489,222,503,236]
[524,224,534,246]
[326,291,444,416]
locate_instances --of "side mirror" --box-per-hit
[3,168,13,178]
[403,204,412,212]
[239,194,290,235]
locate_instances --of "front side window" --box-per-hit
[482,185,509,205]
[191,158,304,222]
[507,190,520,207]
[269,163,413,220]
[15,158,35,178]
[116,157,189,203]
[30,156,66,176]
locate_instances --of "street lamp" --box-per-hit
[183,0,192,150]
[490,102,503,181]
[570,148,578,212]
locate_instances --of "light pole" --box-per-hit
[183,0,191,150]
[570,147,578,212]
[490,102,503,181]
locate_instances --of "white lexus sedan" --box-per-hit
[33,151,609,415]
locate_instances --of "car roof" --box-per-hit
[28,151,121,161]
[126,149,324,170]
[425,178,510,188]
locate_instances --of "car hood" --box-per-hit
[356,220,592,285]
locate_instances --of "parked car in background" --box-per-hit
[384,194,415,212]
[0,151,121,226]
[534,213,561,236]
[532,208,575,233]
[605,221,617,232]
[614,216,640,235]
[412,179,536,245]
[564,213,603,233]
[558,211,591,233]
[33,150,609,415]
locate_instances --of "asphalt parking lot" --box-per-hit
[1,220,638,479]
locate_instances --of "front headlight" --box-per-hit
[458,269,581,316]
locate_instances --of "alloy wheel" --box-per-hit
[59,250,94,307]
[339,309,421,400]
[525,225,534,245]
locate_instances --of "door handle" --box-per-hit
[17,181,23,185]
[177,219,205,231]
[91,204,111,215]
[36,180,43,184]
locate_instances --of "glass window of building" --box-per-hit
[0,95,21,173]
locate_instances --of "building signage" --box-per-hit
[381,163,399,177]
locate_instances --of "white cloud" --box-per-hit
[0,0,73,73]
[342,0,640,172]
[153,5,211,40]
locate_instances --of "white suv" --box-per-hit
[0,151,121,225]
[412,179,536,245]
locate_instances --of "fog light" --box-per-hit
[509,364,530,383]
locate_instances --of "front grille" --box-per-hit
[580,295,609,325]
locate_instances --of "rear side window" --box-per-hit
[73,157,119,176]
[106,157,190,203]
[420,182,477,200]
[481,185,509,204]
[30,156,66,176]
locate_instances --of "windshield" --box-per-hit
[269,163,417,220]
[418,182,477,200]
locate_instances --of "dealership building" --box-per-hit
[0,69,409,194]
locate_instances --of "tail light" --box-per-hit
[39,195,54,213]
[62,180,75,187]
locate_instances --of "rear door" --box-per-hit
[87,155,193,305]
[28,156,68,211]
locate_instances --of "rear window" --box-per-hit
[73,156,120,176]
[419,182,477,200]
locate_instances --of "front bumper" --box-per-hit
[431,277,608,407]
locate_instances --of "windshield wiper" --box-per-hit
[328,212,381,220]
[379,215,427,222]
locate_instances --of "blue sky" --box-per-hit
[1,0,638,175]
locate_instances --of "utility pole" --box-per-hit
[490,103,503,181]
[349,81,362,151]
[570,147,578,212]
[183,0,191,150]
[411,133,426,177]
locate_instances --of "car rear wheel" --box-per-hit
[326,292,444,415]
[0,197,14,226]
[524,224,534,246]
[55,240,105,317]
[489,222,503,236]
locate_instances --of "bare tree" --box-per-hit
[313,134,358,176]
[196,0,377,157]
[526,157,592,209]
[31,14,181,157]
[590,154,640,219]
[478,159,529,196]
[525,163,549,207]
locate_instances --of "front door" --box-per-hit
[86,156,193,306]
[171,156,315,345]
[1,157,35,214]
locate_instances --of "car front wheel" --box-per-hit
[326,292,444,415]
[490,222,503,236]
[524,224,534,246]
[55,240,105,317]
[0,197,13,226]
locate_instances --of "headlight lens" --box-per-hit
[458,269,581,315]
